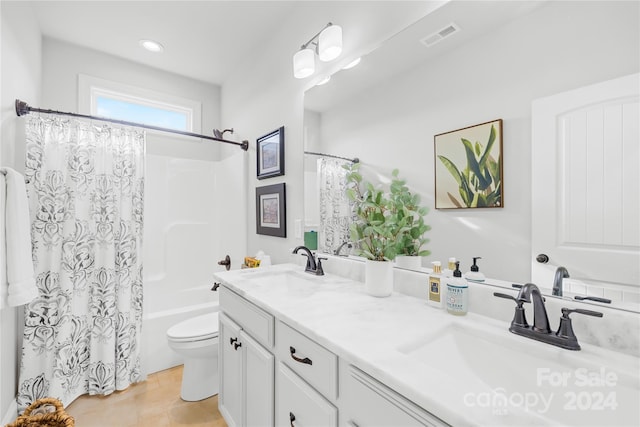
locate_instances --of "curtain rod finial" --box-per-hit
[15,99,29,116]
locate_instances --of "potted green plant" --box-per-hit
[388,170,431,270]
[345,164,431,295]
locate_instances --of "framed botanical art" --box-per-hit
[257,126,285,179]
[256,183,286,237]
[434,119,503,209]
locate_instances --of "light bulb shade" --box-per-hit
[293,48,315,78]
[318,24,342,62]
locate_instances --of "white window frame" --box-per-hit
[78,74,202,135]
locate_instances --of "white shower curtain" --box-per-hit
[17,114,145,410]
[318,158,355,254]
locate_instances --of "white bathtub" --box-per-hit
[142,284,219,376]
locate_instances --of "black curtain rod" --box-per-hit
[304,151,359,163]
[15,99,249,151]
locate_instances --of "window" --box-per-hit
[78,75,201,133]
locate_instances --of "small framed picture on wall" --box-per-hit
[256,183,286,238]
[257,126,285,179]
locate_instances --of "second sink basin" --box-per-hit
[397,320,639,426]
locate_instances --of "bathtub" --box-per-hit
[142,284,219,376]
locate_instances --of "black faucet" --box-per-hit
[334,241,352,256]
[552,266,570,296]
[292,246,326,276]
[517,283,551,333]
[494,283,603,351]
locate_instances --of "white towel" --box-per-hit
[3,167,38,306]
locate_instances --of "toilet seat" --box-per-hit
[167,312,219,343]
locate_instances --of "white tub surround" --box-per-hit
[214,263,640,427]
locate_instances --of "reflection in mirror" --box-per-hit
[304,154,357,256]
[302,1,640,312]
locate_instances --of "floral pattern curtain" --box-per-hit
[318,158,355,254]
[17,114,145,410]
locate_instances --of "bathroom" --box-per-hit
[1,1,638,426]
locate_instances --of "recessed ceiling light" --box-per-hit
[343,57,361,70]
[139,39,164,53]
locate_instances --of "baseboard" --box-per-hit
[1,398,17,425]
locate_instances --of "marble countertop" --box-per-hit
[214,263,640,427]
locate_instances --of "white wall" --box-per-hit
[222,1,437,264]
[0,2,42,422]
[41,37,223,161]
[225,1,639,281]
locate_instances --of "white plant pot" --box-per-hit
[394,255,422,270]
[365,259,393,297]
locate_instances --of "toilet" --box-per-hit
[166,312,220,401]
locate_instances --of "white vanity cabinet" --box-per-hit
[339,362,448,427]
[219,287,275,427]
[217,275,447,427]
[277,363,337,427]
[275,320,338,426]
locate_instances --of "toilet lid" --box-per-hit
[167,312,220,342]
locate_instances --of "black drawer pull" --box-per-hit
[289,346,313,365]
[289,412,295,427]
[230,337,238,346]
[234,342,242,351]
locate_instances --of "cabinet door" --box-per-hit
[242,330,275,427]
[219,313,243,427]
[277,363,337,427]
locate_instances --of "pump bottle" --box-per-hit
[446,261,468,315]
[465,257,485,282]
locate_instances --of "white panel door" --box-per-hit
[219,314,243,427]
[242,330,274,427]
[531,73,639,294]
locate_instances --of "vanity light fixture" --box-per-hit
[293,48,315,79]
[139,39,164,53]
[293,22,343,79]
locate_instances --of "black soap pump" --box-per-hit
[465,257,485,282]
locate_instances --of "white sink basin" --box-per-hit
[238,268,335,284]
[397,321,640,426]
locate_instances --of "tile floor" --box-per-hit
[66,365,227,427]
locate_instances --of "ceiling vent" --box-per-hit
[420,23,461,47]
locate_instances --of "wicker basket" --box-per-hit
[5,398,74,427]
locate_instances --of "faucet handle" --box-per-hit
[556,308,603,349]
[494,292,518,303]
[561,307,604,319]
[493,292,528,327]
[316,257,327,276]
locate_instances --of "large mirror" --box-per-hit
[303,1,640,312]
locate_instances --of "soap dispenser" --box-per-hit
[465,257,485,282]
[446,261,468,316]
[442,257,456,278]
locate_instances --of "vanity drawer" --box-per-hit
[277,363,337,427]
[220,285,274,348]
[276,321,338,399]
[341,364,448,427]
